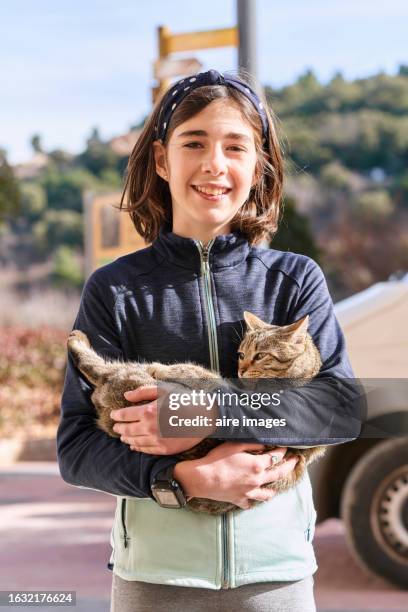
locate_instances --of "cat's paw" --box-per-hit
[67,330,91,350]
[146,363,160,378]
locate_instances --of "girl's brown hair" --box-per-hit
[120,70,283,245]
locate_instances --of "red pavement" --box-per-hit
[0,463,407,612]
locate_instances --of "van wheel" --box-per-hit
[341,437,408,589]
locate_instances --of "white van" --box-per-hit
[309,273,408,589]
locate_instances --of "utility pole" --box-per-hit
[237,0,258,82]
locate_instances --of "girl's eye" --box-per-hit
[183,142,245,152]
[238,352,245,360]
[254,352,266,361]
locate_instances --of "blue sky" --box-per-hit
[1,0,407,163]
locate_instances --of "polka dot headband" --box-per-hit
[154,69,269,144]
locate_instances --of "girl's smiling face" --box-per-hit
[153,99,259,242]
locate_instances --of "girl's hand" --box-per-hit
[110,386,212,455]
[174,443,298,509]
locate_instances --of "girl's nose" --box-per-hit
[201,147,228,175]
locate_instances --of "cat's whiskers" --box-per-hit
[230,324,244,346]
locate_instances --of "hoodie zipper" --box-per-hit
[195,239,230,589]
[195,239,219,372]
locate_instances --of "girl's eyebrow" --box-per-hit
[177,129,252,143]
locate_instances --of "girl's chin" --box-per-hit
[192,209,232,222]
[190,198,239,217]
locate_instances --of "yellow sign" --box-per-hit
[161,26,238,54]
[153,25,239,103]
[83,191,148,277]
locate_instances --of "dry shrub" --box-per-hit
[0,327,67,438]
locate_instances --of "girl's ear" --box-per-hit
[152,140,169,181]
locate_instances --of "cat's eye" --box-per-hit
[237,352,245,360]
[254,352,266,361]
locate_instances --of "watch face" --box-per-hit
[155,488,180,507]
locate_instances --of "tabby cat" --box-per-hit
[67,311,325,514]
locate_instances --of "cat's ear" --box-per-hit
[283,315,309,343]
[243,311,272,331]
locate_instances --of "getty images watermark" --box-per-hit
[157,376,369,441]
[168,388,283,411]
[166,388,287,429]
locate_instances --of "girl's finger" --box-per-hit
[264,446,287,469]
[110,407,142,422]
[121,433,153,445]
[114,422,144,435]
[250,447,287,471]
[124,386,158,402]
[261,455,299,485]
[246,487,276,502]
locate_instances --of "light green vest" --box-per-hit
[109,471,317,589]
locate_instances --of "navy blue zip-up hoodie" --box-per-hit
[57,224,361,499]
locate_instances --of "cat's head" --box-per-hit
[237,311,310,379]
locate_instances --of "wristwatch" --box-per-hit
[151,465,187,508]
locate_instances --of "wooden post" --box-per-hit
[153,26,171,103]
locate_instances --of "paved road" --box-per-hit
[0,463,407,612]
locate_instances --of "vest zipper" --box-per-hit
[222,513,229,588]
[121,498,129,548]
[195,239,230,589]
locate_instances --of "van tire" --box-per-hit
[341,437,408,589]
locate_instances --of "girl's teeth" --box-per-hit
[194,186,228,196]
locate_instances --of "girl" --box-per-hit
[58,69,355,611]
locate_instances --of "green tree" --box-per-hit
[20,182,47,222]
[283,117,331,171]
[392,170,408,207]
[33,209,83,255]
[51,245,83,288]
[320,72,362,112]
[48,149,74,172]
[41,168,97,212]
[352,190,395,221]
[30,134,43,153]
[363,73,408,115]
[78,127,120,177]
[274,69,324,116]
[320,161,358,191]
[270,196,320,261]
[398,64,408,77]
[99,168,123,189]
[0,149,21,222]
[87,126,102,145]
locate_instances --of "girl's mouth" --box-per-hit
[191,185,231,201]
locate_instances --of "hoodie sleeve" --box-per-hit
[57,272,178,498]
[214,258,365,446]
